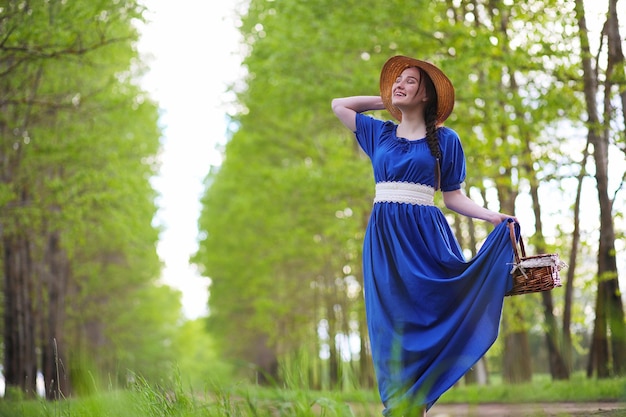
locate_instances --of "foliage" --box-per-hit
[171,319,235,391]
[192,0,623,389]
[0,0,183,395]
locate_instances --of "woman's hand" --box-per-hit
[488,212,518,226]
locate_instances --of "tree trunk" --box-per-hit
[606,0,626,137]
[40,232,71,399]
[327,301,341,389]
[503,314,532,383]
[540,291,569,379]
[358,210,375,389]
[3,232,38,398]
[358,320,375,388]
[575,0,626,378]
[464,358,488,386]
[604,0,626,376]
[588,282,610,377]
[563,144,589,372]
[527,174,569,380]
[253,334,279,385]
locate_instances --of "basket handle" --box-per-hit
[508,221,526,262]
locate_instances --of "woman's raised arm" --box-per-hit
[331,95,385,131]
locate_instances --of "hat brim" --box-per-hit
[379,55,455,124]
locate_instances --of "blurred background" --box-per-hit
[0,0,624,401]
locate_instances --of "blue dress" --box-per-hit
[355,113,516,415]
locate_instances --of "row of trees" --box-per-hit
[0,1,224,399]
[1,0,623,402]
[193,0,626,390]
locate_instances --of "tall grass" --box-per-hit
[0,373,623,417]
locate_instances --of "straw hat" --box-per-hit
[379,55,455,124]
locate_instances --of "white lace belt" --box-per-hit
[373,182,435,206]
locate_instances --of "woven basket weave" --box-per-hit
[506,222,566,297]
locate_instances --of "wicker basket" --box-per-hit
[505,221,566,297]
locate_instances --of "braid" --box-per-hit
[425,107,441,191]
[420,68,442,190]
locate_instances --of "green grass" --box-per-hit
[0,374,624,417]
[438,373,626,404]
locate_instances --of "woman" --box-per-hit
[331,55,518,416]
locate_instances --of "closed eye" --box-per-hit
[394,75,418,84]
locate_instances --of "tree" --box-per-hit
[575,0,626,378]
[194,0,624,389]
[0,0,170,398]
[439,0,582,382]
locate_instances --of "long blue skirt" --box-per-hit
[362,203,516,415]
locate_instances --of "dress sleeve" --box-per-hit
[354,113,385,159]
[439,128,466,192]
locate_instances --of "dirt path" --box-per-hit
[428,402,626,416]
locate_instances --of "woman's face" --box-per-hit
[391,67,427,109]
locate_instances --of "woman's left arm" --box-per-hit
[442,189,516,226]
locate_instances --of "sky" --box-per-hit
[137,0,243,319]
